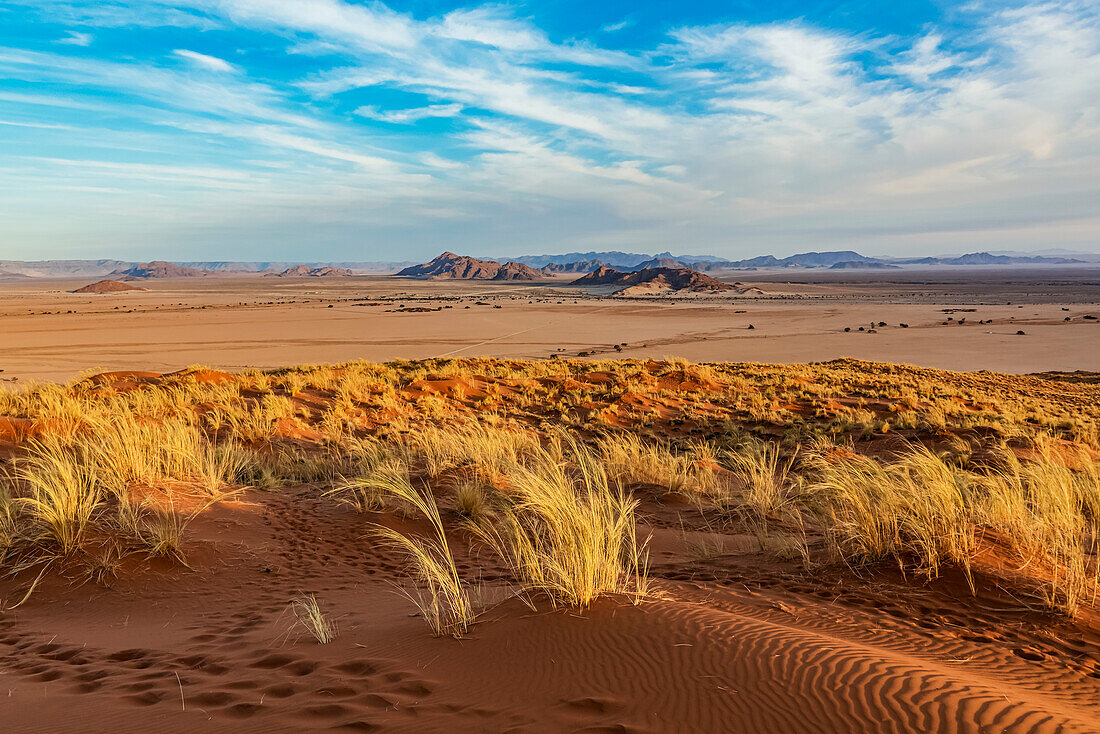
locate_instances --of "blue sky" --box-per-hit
[0,0,1097,261]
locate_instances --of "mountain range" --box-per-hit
[0,249,1090,280]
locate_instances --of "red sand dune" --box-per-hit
[1,481,1099,733]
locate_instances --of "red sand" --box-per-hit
[2,483,1099,733]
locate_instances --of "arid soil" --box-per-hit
[0,268,1098,383]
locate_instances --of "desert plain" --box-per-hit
[0,268,1099,733]
[1,267,1099,383]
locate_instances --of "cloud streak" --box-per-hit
[173,48,235,72]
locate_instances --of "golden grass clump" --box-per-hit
[1,413,251,565]
[474,437,648,608]
[597,432,720,497]
[17,436,101,554]
[129,499,196,564]
[723,440,799,520]
[401,423,541,477]
[806,442,1100,613]
[807,445,976,583]
[978,445,1100,615]
[367,462,474,637]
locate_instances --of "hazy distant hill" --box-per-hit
[265,266,354,277]
[888,252,1082,266]
[627,257,688,271]
[829,261,901,270]
[520,250,883,270]
[988,249,1100,263]
[0,259,130,277]
[175,261,413,272]
[111,261,209,279]
[517,249,1088,271]
[541,259,609,274]
[516,251,654,268]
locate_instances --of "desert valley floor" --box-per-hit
[0,269,1098,733]
[1,268,1099,382]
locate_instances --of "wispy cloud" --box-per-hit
[355,103,463,124]
[56,30,93,46]
[173,48,235,72]
[601,18,634,34]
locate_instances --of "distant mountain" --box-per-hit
[731,251,872,268]
[515,251,654,268]
[654,251,731,264]
[829,261,900,270]
[396,252,544,281]
[111,261,209,279]
[2,248,1089,282]
[989,249,1099,260]
[517,250,739,268]
[888,252,1083,266]
[0,259,130,277]
[532,250,883,271]
[175,261,290,272]
[571,267,735,294]
[176,261,414,273]
[265,265,354,277]
[541,259,609,274]
[626,257,688,271]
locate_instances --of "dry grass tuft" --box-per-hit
[367,462,474,637]
[473,437,648,608]
[17,437,100,554]
[288,593,338,644]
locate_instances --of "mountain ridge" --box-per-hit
[570,266,735,294]
[396,252,544,281]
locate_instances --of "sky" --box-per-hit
[0,0,1097,262]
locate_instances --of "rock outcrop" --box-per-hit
[396,252,543,280]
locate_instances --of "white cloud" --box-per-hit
[601,19,633,33]
[6,0,221,30]
[173,48,235,72]
[0,118,73,130]
[214,0,417,51]
[355,103,463,123]
[436,6,545,51]
[56,30,93,46]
